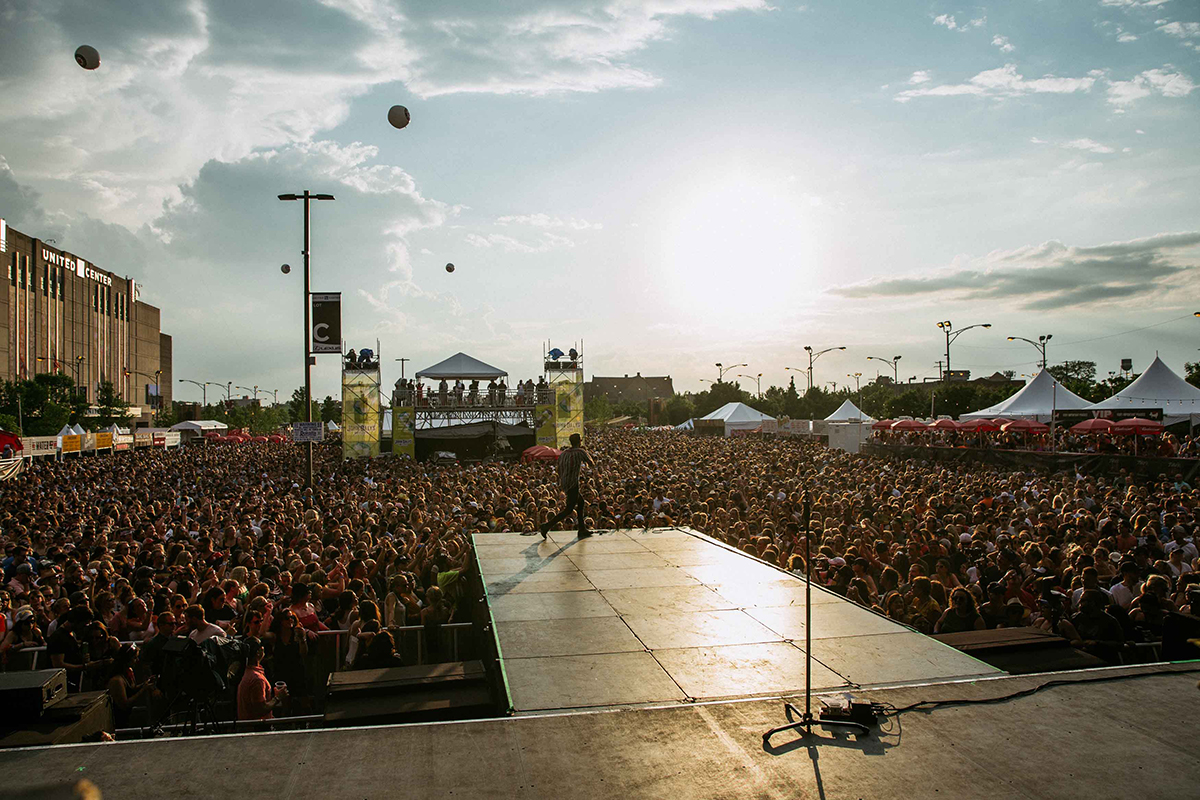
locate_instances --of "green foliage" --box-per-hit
[94,380,132,430]
[664,394,694,425]
[585,394,613,423]
[32,400,70,436]
[1186,362,1200,389]
[0,413,19,436]
[320,395,341,423]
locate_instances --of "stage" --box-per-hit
[1,663,1194,799]
[474,527,1000,713]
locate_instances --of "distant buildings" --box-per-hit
[0,217,172,426]
[585,373,674,405]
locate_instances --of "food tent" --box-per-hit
[824,399,875,423]
[415,352,507,381]
[960,369,1090,423]
[1087,356,1200,425]
[170,419,229,443]
[699,402,775,437]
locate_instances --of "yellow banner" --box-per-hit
[61,434,81,453]
[342,370,381,459]
[95,432,113,449]
[535,404,557,447]
[392,405,415,459]
[552,373,584,449]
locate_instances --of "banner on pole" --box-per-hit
[293,421,325,443]
[552,371,584,449]
[392,405,415,458]
[311,293,342,354]
[535,404,557,447]
[342,369,381,458]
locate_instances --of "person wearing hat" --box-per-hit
[1,606,44,665]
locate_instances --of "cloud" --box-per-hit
[1063,138,1116,153]
[932,14,985,31]
[992,35,1015,52]
[830,231,1200,311]
[1107,67,1197,104]
[495,213,603,230]
[908,70,932,84]
[896,64,1100,102]
[1117,32,1139,42]
[465,231,576,253]
[1158,20,1200,50]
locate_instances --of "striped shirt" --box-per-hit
[557,447,593,490]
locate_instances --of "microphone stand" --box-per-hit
[763,493,870,744]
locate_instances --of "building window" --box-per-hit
[7,254,13,284]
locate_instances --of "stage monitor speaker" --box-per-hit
[1161,611,1200,661]
[0,669,68,721]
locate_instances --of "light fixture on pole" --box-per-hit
[737,373,763,398]
[866,355,902,383]
[280,190,335,488]
[802,345,846,392]
[177,379,213,407]
[235,385,261,401]
[847,372,863,409]
[395,357,410,380]
[936,320,990,376]
[715,362,746,382]
[1005,334,1052,369]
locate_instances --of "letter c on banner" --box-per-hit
[314,323,330,342]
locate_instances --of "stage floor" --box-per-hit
[475,528,1000,713]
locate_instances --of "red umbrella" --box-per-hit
[1112,417,1163,435]
[926,418,959,430]
[252,436,269,443]
[871,419,895,430]
[958,418,1001,432]
[1071,418,1114,433]
[521,445,561,463]
[890,419,928,431]
[1001,419,1049,433]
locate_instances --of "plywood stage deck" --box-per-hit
[474,527,1000,713]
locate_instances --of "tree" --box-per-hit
[1047,360,1101,401]
[31,400,70,436]
[585,394,613,423]
[0,413,19,435]
[664,394,694,425]
[320,395,341,423]
[1186,362,1200,390]
[94,380,132,430]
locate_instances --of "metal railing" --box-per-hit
[393,389,552,409]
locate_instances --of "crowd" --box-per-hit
[875,426,1200,457]
[391,376,552,408]
[2,428,1197,730]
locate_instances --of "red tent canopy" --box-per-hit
[252,436,269,443]
[1070,418,1114,433]
[871,419,895,430]
[1001,419,1049,433]
[1112,417,1163,435]
[926,418,958,430]
[521,445,561,463]
[958,418,1001,432]
[890,419,927,431]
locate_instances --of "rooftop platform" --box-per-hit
[2,663,1195,799]
[474,527,1000,713]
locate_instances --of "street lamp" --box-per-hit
[802,345,846,391]
[847,372,862,408]
[715,362,746,382]
[867,355,902,383]
[36,356,85,399]
[936,320,990,377]
[177,379,215,407]
[1006,334,1052,370]
[737,373,763,397]
[279,190,335,488]
[235,385,261,401]
[124,368,163,411]
[395,357,410,380]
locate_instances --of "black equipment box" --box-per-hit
[0,669,68,720]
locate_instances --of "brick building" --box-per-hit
[0,218,172,425]
[584,373,675,405]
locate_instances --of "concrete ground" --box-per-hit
[1,663,1196,800]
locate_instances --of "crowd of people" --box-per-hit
[874,426,1200,457]
[1,428,1197,731]
[391,376,552,408]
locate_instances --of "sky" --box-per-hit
[1,0,1198,403]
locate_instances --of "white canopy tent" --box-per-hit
[415,352,507,381]
[675,418,694,431]
[824,399,875,423]
[960,369,1091,422]
[1088,356,1200,425]
[700,402,775,436]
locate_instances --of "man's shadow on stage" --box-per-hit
[485,535,589,599]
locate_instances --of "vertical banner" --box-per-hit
[392,405,415,458]
[311,293,342,354]
[535,404,557,447]
[552,370,584,448]
[342,368,381,458]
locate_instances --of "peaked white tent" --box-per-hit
[700,402,775,436]
[674,418,694,431]
[70,424,86,435]
[824,399,875,423]
[56,425,74,437]
[415,352,507,381]
[961,369,1090,422]
[1088,356,1200,425]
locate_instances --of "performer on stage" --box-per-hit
[540,433,597,539]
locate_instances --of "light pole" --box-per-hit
[737,373,763,398]
[124,368,163,411]
[267,389,279,405]
[847,372,862,409]
[280,190,335,488]
[177,379,214,407]
[1006,334,1052,369]
[936,320,991,377]
[802,346,846,392]
[395,357,410,380]
[867,355,902,383]
[36,356,85,400]
[235,385,261,402]
[715,362,746,382]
